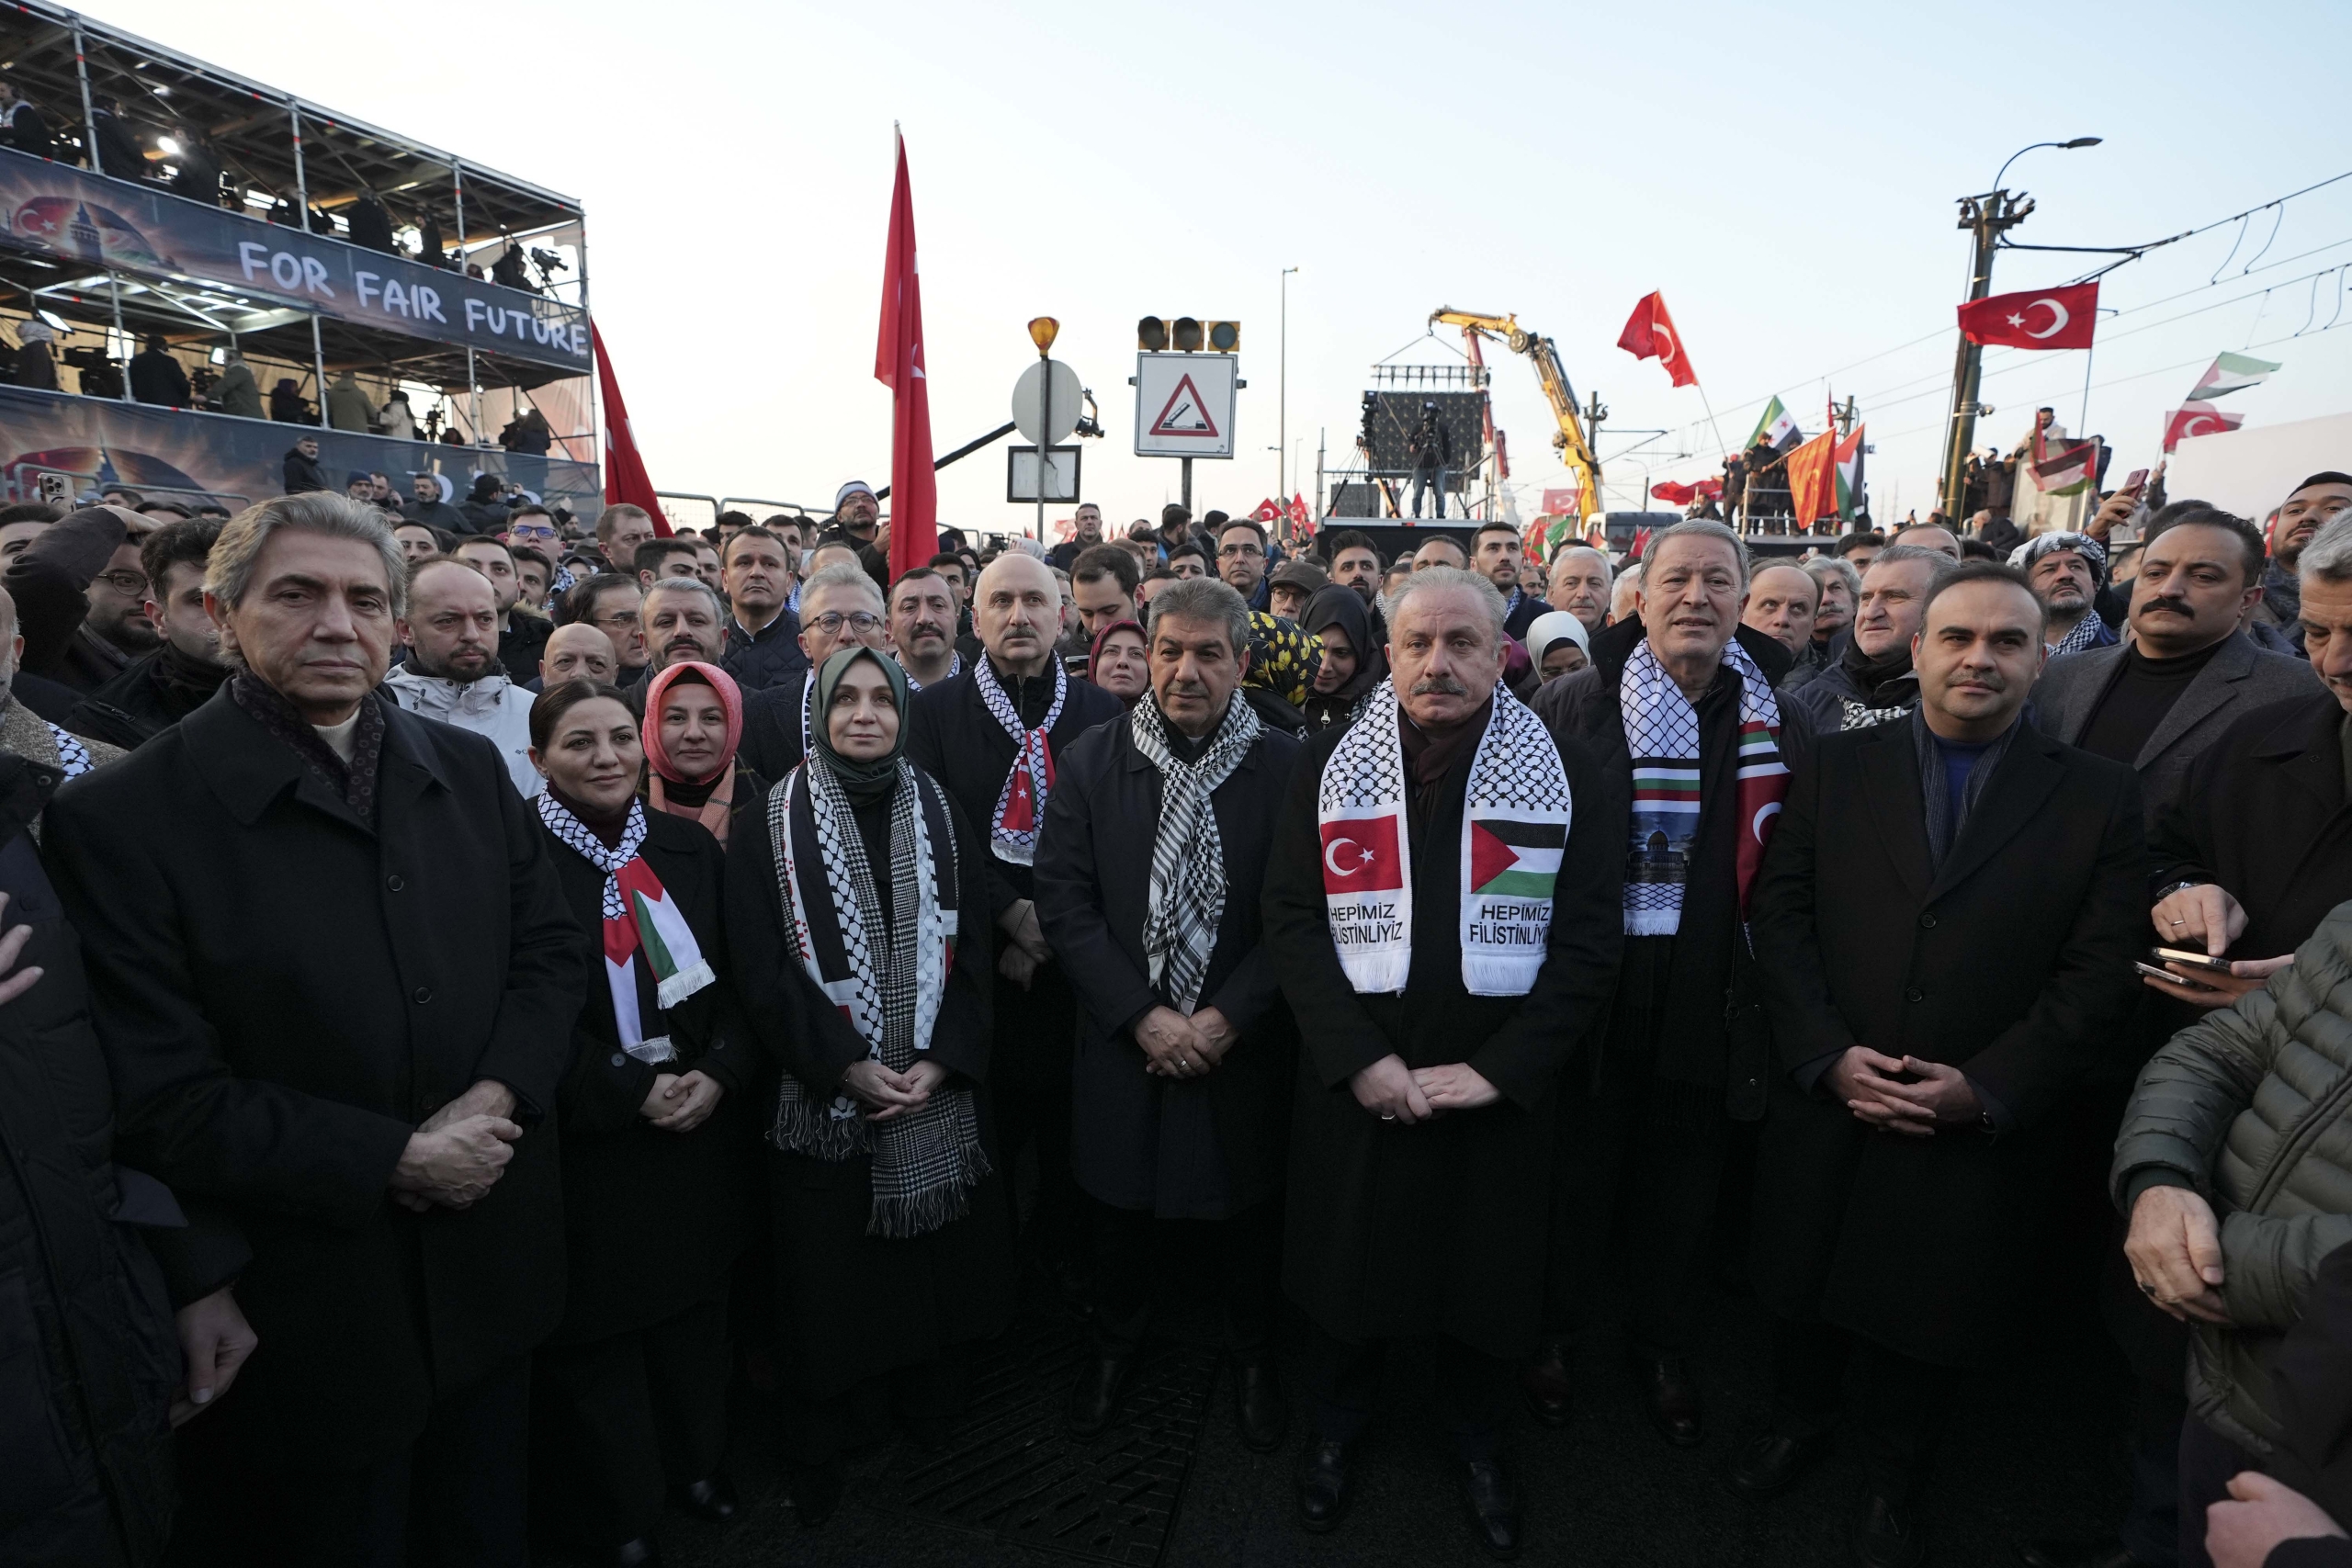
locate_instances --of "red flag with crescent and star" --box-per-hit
[1958,281,2098,350]
[1318,816,1402,894]
[2163,401,2245,453]
[876,129,937,580]
[592,322,670,535]
[1616,291,1698,388]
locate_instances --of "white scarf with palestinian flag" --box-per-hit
[1316,679,1573,998]
[1619,635,1788,936]
[537,792,717,1064]
[975,658,1065,865]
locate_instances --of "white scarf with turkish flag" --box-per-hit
[976,658,1065,865]
[1315,681,1572,998]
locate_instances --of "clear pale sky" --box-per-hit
[82,0,2352,531]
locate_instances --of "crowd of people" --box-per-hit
[10,459,2352,1568]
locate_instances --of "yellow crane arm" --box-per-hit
[1430,308,1602,522]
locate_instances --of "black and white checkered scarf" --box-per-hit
[1128,694,1261,1014]
[767,752,986,1237]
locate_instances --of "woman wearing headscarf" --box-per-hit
[1239,610,1316,737]
[725,647,1012,1523]
[1089,618,1150,706]
[639,660,766,846]
[1521,609,1592,684]
[1298,583,1387,733]
[527,680,752,1568]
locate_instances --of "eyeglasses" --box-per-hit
[508,525,557,541]
[808,611,883,636]
[96,569,149,595]
[591,610,639,629]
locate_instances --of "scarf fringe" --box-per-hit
[865,1139,991,1239]
[656,959,717,1012]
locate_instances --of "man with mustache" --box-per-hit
[641,577,728,672]
[1741,562,2144,1567]
[2014,531,2118,659]
[1532,521,1809,1452]
[1262,566,1618,1557]
[2034,505,2313,819]
[887,568,963,690]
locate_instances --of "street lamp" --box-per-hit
[1938,137,2102,520]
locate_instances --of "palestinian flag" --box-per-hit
[2188,351,2280,401]
[1747,395,1799,451]
[1469,818,1566,899]
[604,857,717,1053]
[2031,430,2099,497]
[1834,425,1866,518]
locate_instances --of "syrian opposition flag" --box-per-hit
[1747,395,1799,451]
[1958,281,2098,350]
[2164,401,2246,453]
[1834,425,1866,517]
[2188,352,2280,401]
[1469,818,1566,899]
[1617,291,1698,388]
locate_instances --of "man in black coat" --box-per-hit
[43,493,584,1567]
[2033,506,2314,820]
[1471,520,1554,641]
[0,748,256,1567]
[1034,578,1302,1453]
[1780,546,1947,736]
[1735,562,2144,1568]
[718,525,807,693]
[68,516,229,749]
[1262,566,1621,1557]
[127,334,189,408]
[282,434,327,495]
[1531,520,1811,1447]
[908,550,1122,1299]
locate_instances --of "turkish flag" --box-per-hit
[2164,400,2245,453]
[1318,816,1402,894]
[592,321,669,535]
[1958,281,2098,350]
[875,131,936,580]
[1616,291,1698,388]
[1650,479,1699,505]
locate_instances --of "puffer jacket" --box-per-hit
[2112,898,2352,1454]
[380,668,541,798]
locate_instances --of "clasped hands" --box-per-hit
[996,899,1052,990]
[639,1070,723,1133]
[842,1058,952,1122]
[1135,1005,1237,1078]
[1349,1053,1498,1124]
[1826,1047,1980,1136]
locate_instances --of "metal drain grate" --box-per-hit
[884,1317,1219,1564]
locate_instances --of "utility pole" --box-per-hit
[1278,266,1297,502]
[1938,188,2033,521]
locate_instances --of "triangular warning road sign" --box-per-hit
[1148,374,1220,439]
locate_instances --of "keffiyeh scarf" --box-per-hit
[537,793,716,1064]
[766,756,985,1237]
[1130,694,1262,1014]
[976,658,1065,865]
[1621,637,1788,936]
[2048,611,2119,659]
[1317,681,1572,998]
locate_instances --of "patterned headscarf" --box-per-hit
[1243,611,1319,706]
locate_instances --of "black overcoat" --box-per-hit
[905,665,1124,919]
[41,686,585,1463]
[2149,689,2352,963]
[723,774,1014,1399]
[542,810,750,1346]
[1261,710,1622,1359]
[1031,707,1302,1220]
[1747,716,2145,1367]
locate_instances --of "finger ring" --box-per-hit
[1381,1113,1396,1122]
[2139,1281,2158,1296]
[2169,919,2185,926]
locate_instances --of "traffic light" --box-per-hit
[1136,316,1241,353]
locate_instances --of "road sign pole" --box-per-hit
[1036,350,1049,543]
[1182,457,1193,514]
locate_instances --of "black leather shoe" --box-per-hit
[671,1472,738,1524]
[2016,1541,2145,1568]
[1295,1435,1352,1533]
[609,1540,662,1568]
[1066,1355,1130,1440]
[791,1462,842,1529]
[1521,1341,1572,1429]
[1725,1428,1834,1500]
[1853,1492,1926,1568]
[1628,1352,1703,1447]
[1235,1360,1288,1453]
[1457,1457,1521,1560]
